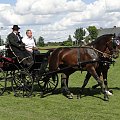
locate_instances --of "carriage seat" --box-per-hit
[0,45,14,63]
[0,55,14,63]
[33,53,48,62]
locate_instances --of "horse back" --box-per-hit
[49,47,99,71]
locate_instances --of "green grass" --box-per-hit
[0,57,120,120]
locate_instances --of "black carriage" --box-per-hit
[0,45,58,97]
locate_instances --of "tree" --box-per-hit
[67,35,72,42]
[62,40,72,46]
[87,26,98,40]
[73,28,86,46]
[61,35,73,46]
[0,35,4,46]
[64,35,72,46]
[37,36,45,47]
[84,35,91,44]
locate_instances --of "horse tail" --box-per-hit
[49,48,62,71]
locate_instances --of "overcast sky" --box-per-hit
[0,0,120,42]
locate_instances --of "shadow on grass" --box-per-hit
[109,87,120,90]
[51,87,102,96]
[42,86,120,101]
[2,85,120,100]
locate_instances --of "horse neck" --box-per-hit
[92,38,112,53]
[49,48,63,71]
[94,44,106,52]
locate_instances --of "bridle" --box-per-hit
[105,36,119,56]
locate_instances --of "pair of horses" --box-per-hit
[48,34,119,101]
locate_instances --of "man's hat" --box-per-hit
[12,25,20,30]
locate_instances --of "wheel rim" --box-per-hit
[0,68,6,95]
[12,70,33,97]
[38,74,59,93]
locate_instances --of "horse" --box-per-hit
[80,34,120,96]
[48,34,119,101]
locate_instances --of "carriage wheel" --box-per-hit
[0,68,6,96]
[38,74,59,93]
[11,70,33,97]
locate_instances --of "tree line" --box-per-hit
[36,26,98,47]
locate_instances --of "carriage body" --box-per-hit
[0,46,58,97]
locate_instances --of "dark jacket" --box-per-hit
[7,32,33,65]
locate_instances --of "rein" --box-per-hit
[80,46,112,58]
[28,47,56,51]
[36,46,112,58]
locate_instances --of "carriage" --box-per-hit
[0,45,59,97]
[0,34,119,101]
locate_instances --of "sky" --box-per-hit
[0,0,16,5]
[0,0,120,42]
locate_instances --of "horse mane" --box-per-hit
[89,34,114,46]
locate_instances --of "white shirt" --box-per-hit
[22,35,36,52]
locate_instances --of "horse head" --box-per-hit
[106,35,119,59]
[93,34,119,59]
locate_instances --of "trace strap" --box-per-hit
[77,47,82,69]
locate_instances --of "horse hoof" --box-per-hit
[68,96,73,99]
[67,93,73,99]
[106,90,113,96]
[109,90,113,94]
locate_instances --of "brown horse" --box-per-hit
[49,34,119,100]
[49,47,104,99]
[81,34,119,96]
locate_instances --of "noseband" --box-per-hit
[106,38,116,52]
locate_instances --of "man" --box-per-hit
[22,29,40,55]
[7,25,33,67]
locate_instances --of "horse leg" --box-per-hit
[81,72,91,92]
[88,66,109,101]
[92,68,102,89]
[61,73,73,99]
[77,72,91,99]
[102,68,113,96]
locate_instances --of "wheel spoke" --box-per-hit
[24,86,31,92]
[12,70,33,97]
[49,80,56,87]
[48,82,52,90]
[0,69,6,95]
[38,74,58,93]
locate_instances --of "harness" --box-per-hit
[76,45,115,70]
[77,47,98,69]
[77,47,82,69]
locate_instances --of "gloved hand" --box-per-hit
[32,47,38,50]
[19,44,25,50]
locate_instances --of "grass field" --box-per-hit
[0,55,120,120]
